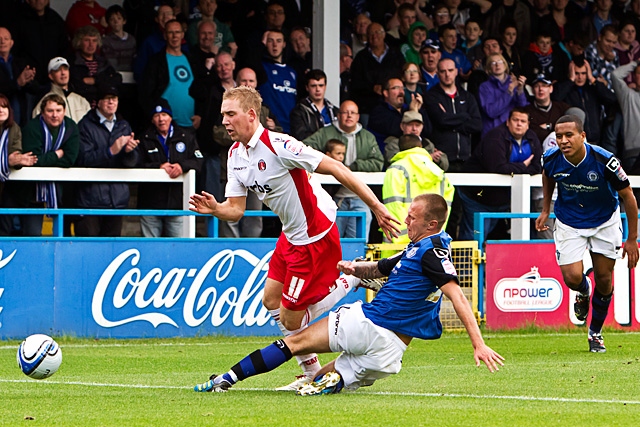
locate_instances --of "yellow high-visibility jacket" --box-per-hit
[382,147,455,244]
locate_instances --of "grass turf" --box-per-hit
[2,330,639,426]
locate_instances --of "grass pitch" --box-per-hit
[1,330,639,426]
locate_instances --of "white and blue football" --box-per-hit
[16,334,62,379]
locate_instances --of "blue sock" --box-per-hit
[224,340,293,384]
[575,275,589,295]
[589,289,612,334]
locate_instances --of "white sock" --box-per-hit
[268,308,321,378]
[306,274,360,321]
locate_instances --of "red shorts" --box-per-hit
[268,224,342,311]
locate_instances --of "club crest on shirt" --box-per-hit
[258,159,267,171]
[176,142,186,153]
[406,247,418,258]
[587,171,598,182]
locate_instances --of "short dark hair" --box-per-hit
[499,18,517,35]
[556,114,584,133]
[600,24,619,38]
[414,193,448,229]
[509,107,530,120]
[383,76,403,91]
[482,36,501,48]
[305,69,327,85]
[465,18,482,29]
[164,19,182,32]
[106,4,126,22]
[398,134,422,151]
[325,139,345,154]
[40,93,66,112]
[438,23,456,39]
[397,3,416,17]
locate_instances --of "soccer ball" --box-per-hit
[16,334,62,379]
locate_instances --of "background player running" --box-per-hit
[536,114,639,353]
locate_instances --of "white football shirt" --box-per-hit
[225,124,338,245]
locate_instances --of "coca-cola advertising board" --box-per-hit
[0,239,367,338]
[486,242,640,330]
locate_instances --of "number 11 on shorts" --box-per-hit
[287,276,305,301]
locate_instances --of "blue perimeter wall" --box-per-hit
[0,238,368,339]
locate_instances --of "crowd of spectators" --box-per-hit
[1,0,640,240]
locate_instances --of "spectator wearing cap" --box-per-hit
[69,25,122,108]
[478,52,528,136]
[419,38,442,91]
[369,76,432,155]
[349,22,405,123]
[140,19,200,130]
[137,98,203,237]
[33,57,91,123]
[0,93,79,236]
[0,26,38,127]
[75,84,139,236]
[552,58,617,145]
[523,73,570,143]
[383,110,449,171]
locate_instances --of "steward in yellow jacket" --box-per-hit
[382,134,455,245]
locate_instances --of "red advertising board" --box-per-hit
[485,242,640,330]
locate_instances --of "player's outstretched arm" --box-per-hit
[189,192,247,222]
[619,186,639,269]
[315,156,401,240]
[440,281,505,373]
[337,260,384,279]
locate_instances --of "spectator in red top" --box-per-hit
[65,0,107,36]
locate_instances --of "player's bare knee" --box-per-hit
[280,315,303,331]
[262,295,280,310]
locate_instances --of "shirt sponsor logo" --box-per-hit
[249,180,272,193]
[272,80,297,94]
[494,267,562,312]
